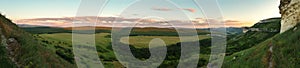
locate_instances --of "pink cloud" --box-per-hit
[225,20,240,23]
[151,7,197,13]
[192,18,253,28]
[14,16,253,28]
[151,7,172,11]
[183,8,196,13]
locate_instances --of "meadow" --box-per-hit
[39,33,211,48]
[37,32,211,67]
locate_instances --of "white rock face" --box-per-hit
[280,0,300,33]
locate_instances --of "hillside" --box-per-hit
[222,17,281,67]
[0,14,75,67]
[223,0,300,67]
[226,17,281,55]
[271,23,300,67]
[223,22,300,68]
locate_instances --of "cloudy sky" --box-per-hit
[0,0,281,28]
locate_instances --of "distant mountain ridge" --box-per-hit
[17,24,47,27]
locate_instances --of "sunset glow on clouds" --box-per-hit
[14,16,253,28]
[151,7,197,13]
[1,0,280,28]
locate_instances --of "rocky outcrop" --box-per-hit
[279,0,300,33]
[0,28,20,67]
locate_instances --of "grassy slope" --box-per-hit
[226,18,281,55]
[38,33,118,67]
[223,23,300,68]
[0,15,75,67]
[272,24,300,67]
[223,38,271,68]
[222,18,281,67]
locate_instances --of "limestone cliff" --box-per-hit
[279,0,300,33]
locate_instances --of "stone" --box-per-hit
[279,0,300,33]
[8,38,15,43]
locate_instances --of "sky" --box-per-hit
[0,0,281,28]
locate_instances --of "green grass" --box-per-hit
[271,24,300,67]
[222,25,300,68]
[38,33,213,67]
[223,23,300,68]
[120,35,210,48]
[39,33,119,67]
[0,14,75,68]
[40,33,210,48]
[222,17,282,68]
[226,17,281,55]
[223,38,271,68]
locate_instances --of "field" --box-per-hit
[120,35,210,48]
[40,33,210,48]
[37,33,211,67]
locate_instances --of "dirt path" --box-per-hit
[268,43,273,68]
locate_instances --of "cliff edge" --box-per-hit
[279,0,300,33]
